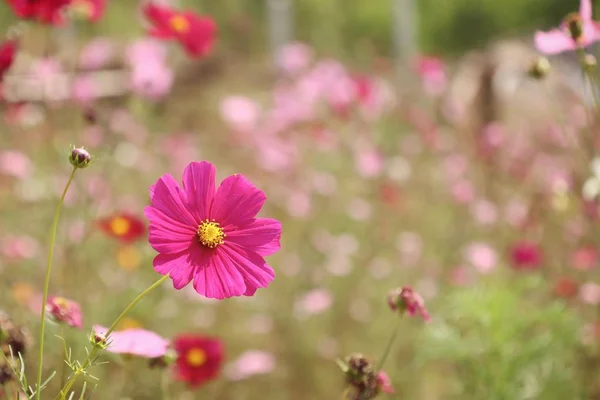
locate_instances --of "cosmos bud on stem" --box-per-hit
[69,146,92,169]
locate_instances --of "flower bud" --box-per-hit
[387,286,431,322]
[90,329,107,349]
[528,57,550,79]
[69,146,92,169]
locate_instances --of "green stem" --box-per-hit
[59,325,67,389]
[57,275,169,399]
[375,317,402,372]
[35,167,77,400]
[160,368,171,400]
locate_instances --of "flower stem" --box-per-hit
[375,317,403,372]
[56,275,169,399]
[35,167,77,400]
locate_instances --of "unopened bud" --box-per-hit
[528,57,551,79]
[564,12,584,43]
[69,146,92,169]
[90,330,107,349]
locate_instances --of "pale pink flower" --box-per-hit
[285,190,311,219]
[471,199,498,226]
[415,56,447,96]
[355,147,384,179]
[294,288,333,317]
[347,197,372,221]
[1,235,38,260]
[277,42,313,75]
[220,96,261,133]
[0,151,32,179]
[535,0,600,55]
[464,242,498,274]
[571,246,598,271]
[71,75,96,106]
[225,350,275,381]
[93,325,170,358]
[130,61,174,100]
[451,180,475,205]
[79,38,115,70]
[580,282,600,305]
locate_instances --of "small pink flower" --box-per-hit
[464,242,498,274]
[1,235,38,260]
[220,96,261,133]
[355,147,384,179]
[415,56,447,96]
[295,288,333,317]
[46,296,83,329]
[580,282,600,305]
[0,151,32,179]
[225,350,275,380]
[509,240,543,270]
[71,75,97,106]
[93,325,170,358]
[145,161,282,299]
[277,42,313,75]
[130,61,174,100]
[79,38,115,70]
[387,286,430,322]
[471,199,498,226]
[571,246,598,271]
[535,0,600,54]
[376,371,395,394]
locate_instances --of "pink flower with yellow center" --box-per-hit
[46,296,83,329]
[145,161,282,299]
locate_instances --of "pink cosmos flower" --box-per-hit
[535,0,600,54]
[79,38,115,70]
[415,56,447,96]
[46,296,83,329]
[0,151,32,179]
[277,42,313,75]
[376,371,395,394]
[93,325,170,358]
[225,350,275,381]
[464,242,498,274]
[571,245,598,271]
[294,288,333,318]
[145,161,282,299]
[509,240,543,270]
[219,96,261,133]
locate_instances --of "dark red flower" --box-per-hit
[173,334,223,388]
[509,240,543,270]
[143,3,216,58]
[0,40,18,82]
[6,0,72,25]
[97,213,146,243]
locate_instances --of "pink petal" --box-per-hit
[182,161,216,220]
[220,244,275,294]
[192,249,246,299]
[582,21,600,45]
[153,247,210,290]
[534,29,575,54]
[149,173,198,227]
[225,218,282,257]
[211,174,267,226]
[144,207,196,254]
[581,0,592,21]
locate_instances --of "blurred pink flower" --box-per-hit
[220,96,261,133]
[471,199,498,226]
[355,146,383,179]
[71,75,96,106]
[277,42,313,75]
[0,151,32,179]
[535,0,600,54]
[451,180,475,205]
[580,282,600,305]
[1,235,38,260]
[46,296,83,329]
[295,288,333,317]
[347,197,372,221]
[285,190,311,219]
[450,266,471,286]
[504,198,529,228]
[395,232,423,267]
[225,350,275,381]
[415,56,447,96]
[509,240,543,270]
[126,38,168,65]
[464,242,498,274]
[79,38,115,70]
[571,246,598,271]
[130,61,174,100]
[93,325,170,358]
[377,371,395,394]
[387,286,431,322]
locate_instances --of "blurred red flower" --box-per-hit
[6,0,72,24]
[174,334,223,388]
[0,40,17,83]
[97,213,146,243]
[143,3,216,58]
[509,240,543,270]
[554,277,578,299]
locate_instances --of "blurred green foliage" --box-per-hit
[417,276,584,399]
[0,0,586,57]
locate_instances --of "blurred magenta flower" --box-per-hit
[6,0,71,24]
[376,371,395,394]
[219,96,261,133]
[0,151,32,179]
[277,42,313,75]
[93,325,170,358]
[144,3,216,58]
[509,240,543,270]
[145,161,282,299]
[173,334,223,388]
[535,0,600,54]
[46,296,83,329]
[415,56,447,96]
[0,40,17,83]
[225,350,275,381]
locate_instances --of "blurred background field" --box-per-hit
[2,0,600,399]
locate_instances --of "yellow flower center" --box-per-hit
[186,348,206,367]
[197,220,225,248]
[110,217,131,236]
[71,0,93,18]
[169,15,190,33]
